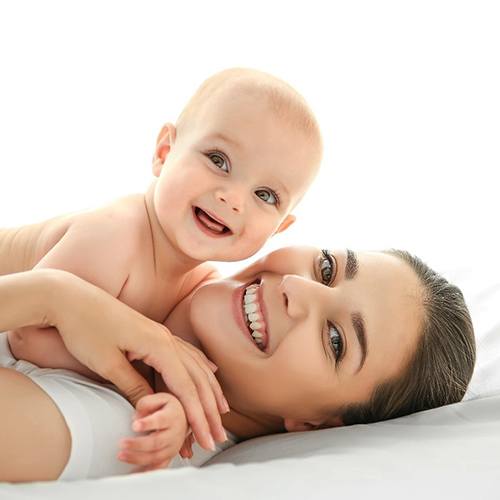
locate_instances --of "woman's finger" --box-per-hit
[174,340,230,415]
[178,356,228,444]
[173,336,218,372]
[97,349,154,407]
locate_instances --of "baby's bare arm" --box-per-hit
[8,327,106,380]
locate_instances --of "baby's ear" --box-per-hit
[152,123,176,177]
[274,214,296,235]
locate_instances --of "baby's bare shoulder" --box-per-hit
[74,194,147,233]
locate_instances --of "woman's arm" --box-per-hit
[0,367,71,482]
[0,269,227,451]
[0,269,58,330]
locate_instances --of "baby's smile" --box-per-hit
[192,206,233,237]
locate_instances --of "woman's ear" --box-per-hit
[274,214,296,235]
[283,418,318,432]
[283,415,343,432]
[152,123,176,177]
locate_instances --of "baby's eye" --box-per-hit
[327,321,344,360]
[318,249,337,286]
[255,189,279,206]
[207,151,230,173]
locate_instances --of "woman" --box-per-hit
[0,245,475,482]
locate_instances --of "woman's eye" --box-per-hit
[319,249,337,286]
[207,151,230,173]
[255,189,279,206]
[327,321,344,361]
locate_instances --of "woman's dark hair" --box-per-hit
[340,250,476,426]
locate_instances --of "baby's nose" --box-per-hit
[216,188,244,213]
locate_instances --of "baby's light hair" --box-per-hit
[176,67,323,160]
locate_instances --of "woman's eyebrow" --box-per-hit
[345,248,359,280]
[343,249,367,372]
[352,312,367,373]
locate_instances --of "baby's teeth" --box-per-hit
[244,294,257,304]
[248,312,261,322]
[244,303,258,314]
[250,321,263,330]
[251,331,263,339]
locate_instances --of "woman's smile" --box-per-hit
[242,281,270,351]
[229,276,271,354]
[189,246,424,432]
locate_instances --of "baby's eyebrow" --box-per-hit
[207,132,242,151]
[269,176,289,199]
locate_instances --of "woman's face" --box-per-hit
[189,246,423,430]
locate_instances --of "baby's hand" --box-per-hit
[118,392,189,472]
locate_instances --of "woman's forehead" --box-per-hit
[353,252,423,377]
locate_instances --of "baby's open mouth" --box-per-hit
[193,207,232,236]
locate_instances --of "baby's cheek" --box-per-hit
[242,220,277,248]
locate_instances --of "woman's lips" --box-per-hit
[232,280,265,352]
[256,285,270,352]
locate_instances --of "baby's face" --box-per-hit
[152,89,320,262]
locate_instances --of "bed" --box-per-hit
[1,261,499,499]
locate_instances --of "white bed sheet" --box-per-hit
[1,262,499,499]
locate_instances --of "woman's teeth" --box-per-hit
[243,284,267,350]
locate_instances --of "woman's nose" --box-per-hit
[278,274,311,320]
[216,186,244,213]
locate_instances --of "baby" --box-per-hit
[0,68,322,470]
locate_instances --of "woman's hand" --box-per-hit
[0,269,228,451]
[118,392,190,472]
[51,270,230,450]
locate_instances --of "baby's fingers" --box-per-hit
[119,447,173,467]
[121,432,171,453]
[135,393,170,418]
[132,411,170,433]
[179,434,194,459]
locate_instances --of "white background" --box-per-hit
[0,0,498,276]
